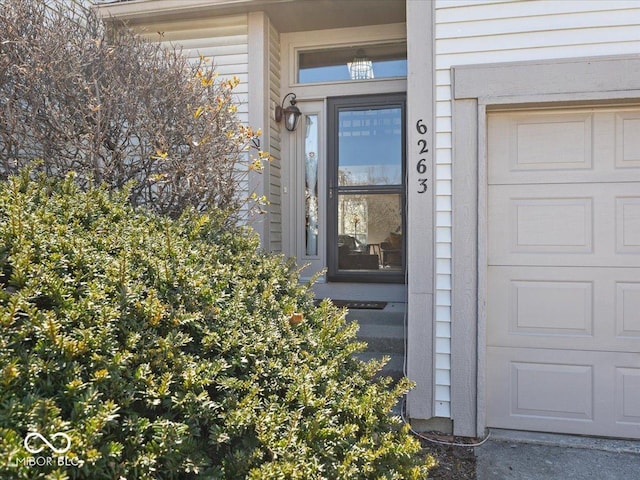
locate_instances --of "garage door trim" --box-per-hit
[451,54,640,438]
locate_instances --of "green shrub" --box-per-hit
[0,172,432,479]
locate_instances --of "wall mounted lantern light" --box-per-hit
[275,92,302,132]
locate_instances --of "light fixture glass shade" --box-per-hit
[284,105,301,132]
[348,50,374,80]
[275,93,301,132]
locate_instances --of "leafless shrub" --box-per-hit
[0,0,265,220]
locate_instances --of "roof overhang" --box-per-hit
[94,0,406,32]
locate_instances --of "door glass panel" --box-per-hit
[328,94,405,282]
[304,114,319,256]
[337,193,403,271]
[338,107,402,186]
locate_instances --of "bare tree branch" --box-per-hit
[0,0,264,221]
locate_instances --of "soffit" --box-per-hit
[96,0,406,32]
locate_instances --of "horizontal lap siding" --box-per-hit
[434,0,640,419]
[136,15,248,121]
[136,15,251,214]
[269,21,282,252]
[140,16,248,89]
[436,1,640,68]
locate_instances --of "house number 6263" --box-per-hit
[415,119,429,194]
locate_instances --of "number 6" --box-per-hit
[416,119,427,135]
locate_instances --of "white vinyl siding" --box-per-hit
[134,15,251,218]
[135,11,283,251]
[136,15,249,123]
[435,0,640,420]
[268,21,282,252]
[436,0,640,73]
[434,75,453,418]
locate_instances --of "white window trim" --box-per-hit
[281,23,407,97]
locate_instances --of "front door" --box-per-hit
[327,94,406,283]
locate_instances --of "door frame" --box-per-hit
[326,93,407,283]
[280,25,408,287]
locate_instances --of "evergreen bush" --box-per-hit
[0,172,432,479]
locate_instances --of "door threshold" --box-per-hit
[326,300,387,310]
[311,282,407,303]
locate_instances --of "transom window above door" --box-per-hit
[298,42,407,84]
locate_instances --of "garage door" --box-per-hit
[486,107,640,439]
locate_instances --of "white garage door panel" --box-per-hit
[618,197,640,253]
[617,112,640,169]
[488,183,640,267]
[487,347,640,439]
[489,109,640,185]
[488,266,640,353]
[617,368,640,426]
[617,282,640,339]
[487,106,640,439]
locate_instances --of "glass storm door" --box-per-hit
[327,94,406,283]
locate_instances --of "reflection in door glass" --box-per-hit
[305,114,319,256]
[338,193,402,271]
[338,107,402,186]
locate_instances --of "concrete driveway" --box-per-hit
[475,429,640,480]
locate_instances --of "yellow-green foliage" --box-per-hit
[0,173,432,479]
